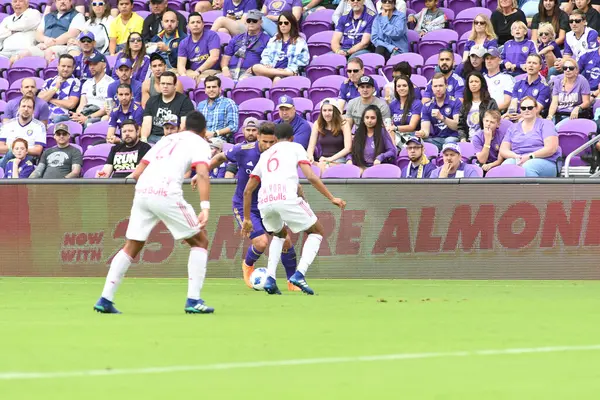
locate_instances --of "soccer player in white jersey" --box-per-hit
[94,111,215,314]
[242,123,346,295]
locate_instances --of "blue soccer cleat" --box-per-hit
[93,297,122,314]
[264,276,282,295]
[289,271,315,295]
[184,298,215,314]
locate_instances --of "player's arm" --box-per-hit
[195,162,211,228]
[297,183,306,200]
[129,160,149,181]
[300,162,346,209]
[209,152,228,170]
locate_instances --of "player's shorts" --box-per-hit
[259,198,318,234]
[126,195,200,241]
[233,203,266,239]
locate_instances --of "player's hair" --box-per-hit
[351,105,386,169]
[482,109,501,123]
[58,54,75,65]
[121,119,138,131]
[258,121,276,136]
[11,137,28,150]
[188,11,203,22]
[204,75,221,87]
[160,71,177,85]
[117,83,132,93]
[274,123,294,140]
[19,96,35,108]
[185,111,207,135]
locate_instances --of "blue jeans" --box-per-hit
[503,157,558,177]
[425,136,459,151]
[262,17,277,37]
[50,114,70,124]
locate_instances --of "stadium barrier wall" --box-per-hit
[1,179,600,279]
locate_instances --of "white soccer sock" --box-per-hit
[297,234,323,276]
[267,236,285,279]
[187,247,208,300]
[101,249,132,302]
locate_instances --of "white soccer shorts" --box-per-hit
[259,198,318,234]
[126,195,200,241]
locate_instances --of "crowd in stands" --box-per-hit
[0,0,598,180]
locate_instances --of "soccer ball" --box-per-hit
[250,268,268,291]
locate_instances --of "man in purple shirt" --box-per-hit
[106,58,143,106]
[107,83,144,143]
[331,0,376,59]
[3,78,50,126]
[422,50,465,103]
[273,96,311,149]
[73,31,112,82]
[430,142,481,178]
[177,12,221,82]
[578,43,600,95]
[472,109,505,173]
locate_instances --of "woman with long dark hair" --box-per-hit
[347,105,397,172]
[458,71,498,141]
[112,32,150,82]
[386,75,422,147]
[531,0,569,45]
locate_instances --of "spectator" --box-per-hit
[537,23,562,73]
[506,54,551,119]
[371,0,408,61]
[273,95,312,148]
[547,60,592,122]
[4,138,36,179]
[338,57,380,110]
[210,0,258,36]
[458,71,498,142]
[142,53,184,108]
[0,0,42,61]
[72,1,114,55]
[332,0,376,26]
[574,0,600,32]
[472,109,505,172]
[578,37,600,96]
[502,21,537,76]
[531,0,568,46]
[195,0,223,13]
[345,75,391,128]
[484,47,514,111]
[401,136,436,178]
[107,84,144,143]
[3,78,50,125]
[73,31,112,81]
[109,0,144,55]
[30,123,82,178]
[307,98,352,173]
[220,10,271,81]
[177,12,221,82]
[408,0,446,37]
[71,53,113,128]
[346,105,396,172]
[196,75,239,141]
[461,14,498,61]
[455,45,488,79]
[375,0,406,14]
[147,11,186,69]
[97,119,151,178]
[387,75,422,147]
[251,12,309,82]
[491,0,527,46]
[142,71,194,143]
[162,114,180,136]
[331,0,376,59]
[260,0,302,37]
[417,72,461,150]
[239,117,259,144]
[107,57,142,106]
[559,9,599,77]
[430,142,481,177]
[383,61,421,103]
[0,97,46,169]
[208,137,227,178]
[422,50,465,103]
[43,0,88,14]
[142,0,187,42]
[38,54,82,124]
[112,32,150,83]
[500,96,560,177]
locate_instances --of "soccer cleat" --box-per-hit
[264,276,282,295]
[289,271,315,295]
[287,281,301,292]
[184,298,215,314]
[242,261,255,289]
[93,297,122,314]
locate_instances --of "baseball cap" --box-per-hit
[115,57,133,69]
[78,31,95,41]
[405,136,423,146]
[243,117,259,128]
[320,97,341,113]
[469,45,486,58]
[209,137,225,150]
[87,52,106,64]
[247,9,263,20]
[162,115,179,127]
[54,123,70,135]
[358,75,375,87]
[484,47,501,58]
[277,95,294,108]
[442,142,461,155]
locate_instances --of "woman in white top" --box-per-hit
[71,1,114,54]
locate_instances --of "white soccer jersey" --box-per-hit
[250,141,310,209]
[564,27,599,60]
[136,131,211,197]
[484,71,515,106]
[0,118,46,148]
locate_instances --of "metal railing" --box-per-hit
[563,135,600,178]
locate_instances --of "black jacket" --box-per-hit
[458,98,498,141]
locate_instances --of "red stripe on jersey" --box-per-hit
[250,174,260,182]
[140,159,150,165]
[177,203,196,228]
[299,200,315,218]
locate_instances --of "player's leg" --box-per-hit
[235,205,268,288]
[280,230,300,292]
[260,205,285,295]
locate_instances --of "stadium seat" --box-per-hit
[407,30,420,53]
[301,9,334,40]
[231,76,272,104]
[485,164,526,178]
[482,0,498,10]
[307,75,345,106]
[307,31,335,59]
[0,53,8,78]
[78,121,110,153]
[238,98,274,126]
[418,29,459,62]
[0,99,6,118]
[453,8,493,37]
[43,58,58,80]
[137,10,151,18]
[383,53,424,80]
[83,165,104,178]
[0,77,7,101]
[298,164,321,178]
[456,31,471,57]
[306,53,346,82]
[82,143,113,174]
[361,164,402,178]
[201,10,222,30]
[321,164,361,178]
[178,75,197,96]
[269,76,311,100]
[410,75,428,91]
[356,53,385,76]
[7,56,46,84]
[557,119,597,166]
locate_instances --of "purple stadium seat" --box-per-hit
[272,98,314,121]
[439,7,455,25]
[306,53,346,82]
[43,58,58,80]
[167,0,185,9]
[0,77,7,101]
[407,30,420,53]
[369,74,388,97]
[301,9,334,40]
[83,165,104,178]
[179,10,189,19]
[46,133,56,148]
[106,55,117,70]
[418,29,458,62]
[201,10,222,30]
[471,165,484,177]
[308,75,345,106]
[558,119,597,166]
[297,164,321,178]
[410,74,428,90]
[485,164,526,178]
[269,76,311,100]
[79,121,110,153]
[457,31,471,56]
[361,164,402,178]
[69,143,83,154]
[194,76,234,103]
[47,121,83,138]
[356,53,385,75]
[132,0,147,11]
[238,98,274,126]
[82,143,113,173]
[321,164,361,178]
[217,31,231,47]
[137,10,151,18]
[178,75,197,96]
[0,99,6,118]
[0,12,8,23]
[7,56,46,84]
[436,141,476,166]
[407,0,426,13]
[231,76,272,104]
[453,8,493,37]
[0,55,9,79]
[307,31,335,59]
[515,73,528,81]
[0,168,4,178]
[383,53,424,80]
[6,77,45,101]
[482,0,498,10]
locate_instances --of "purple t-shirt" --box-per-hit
[5,97,50,122]
[223,0,256,19]
[429,162,481,178]
[503,118,561,162]
[274,41,290,69]
[464,38,498,53]
[178,31,221,71]
[224,32,270,70]
[361,133,396,166]
[538,40,562,65]
[501,39,537,74]
[472,128,505,163]
[264,0,301,17]
[552,75,591,113]
[390,99,422,127]
[421,96,462,138]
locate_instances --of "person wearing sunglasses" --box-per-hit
[574,0,600,32]
[0,0,42,62]
[506,54,550,120]
[260,0,302,37]
[546,60,592,123]
[70,0,114,55]
[331,0,376,59]
[142,0,187,42]
[536,23,561,77]
[371,0,408,61]
[177,12,221,82]
[30,123,83,179]
[108,0,144,55]
[559,9,599,69]
[338,57,380,110]
[210,0,258,36]
[500,96,560,177]
[577,36,600,98]
[332,0,376,26]
[72,31,112,82]
[112,32,150,83]
[461,14,497,62]
[71,52,114,129]
[501,21,537,76]
[530,0,568,46]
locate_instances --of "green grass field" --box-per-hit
[1,278,600,399]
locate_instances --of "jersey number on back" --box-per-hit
[267,151,279,172]
[155,141,179,160]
